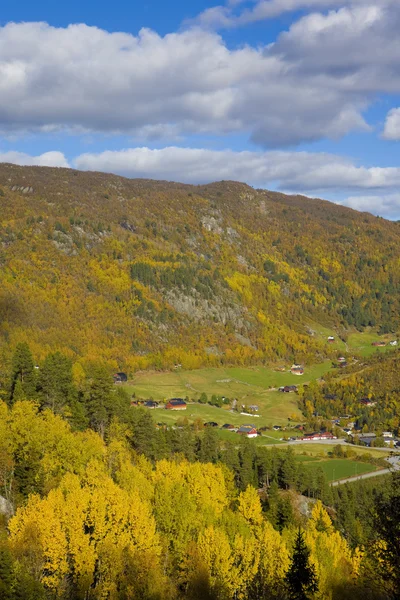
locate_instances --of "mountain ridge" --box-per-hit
[0,162,399,372]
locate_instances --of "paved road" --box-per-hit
[330,456,400,486]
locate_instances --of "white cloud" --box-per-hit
[382,108,400,140]
[0,150,69,168]
[0,13,398,147]
[73,145,400,196]
[343,194,400,218]
[193,0,395,29]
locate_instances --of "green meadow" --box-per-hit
[307,322,395,358]
[304,459,378,482]
[347,331,396,357]
[124,362,332,426]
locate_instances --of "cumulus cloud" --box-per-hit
[343,194,400,219]
[0,11,398,147]
[72,146,400,193]
[382,108,400,140]
[193,0,395,29]
[2,145,400,217]
[0,150,69,168]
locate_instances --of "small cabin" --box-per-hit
[291,364,304,375]
[144,400,159,409]
[279,385,298,393]
[113,372,128,383]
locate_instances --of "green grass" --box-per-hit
[306,322,347,352]
[347,331,395,357]
[306,322,396,358]
[124,362,332,427]
[147,399,298,429]
[304,459,378,482]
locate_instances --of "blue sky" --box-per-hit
[1,0,400,217]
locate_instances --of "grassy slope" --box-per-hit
[347,332,395,357]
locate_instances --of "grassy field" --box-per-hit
[124,362,332,426]
[145,399,303,429]
[307,322,395,358]
[347,331,395,357]
[304,459,378,482]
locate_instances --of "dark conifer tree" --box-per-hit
[198,426,219,464]
[85,364,113,438]
[0,542,13,600]
[286,529,318,600]
[373,472,400,598]
[37,351,76,413]
[10,343,36,404]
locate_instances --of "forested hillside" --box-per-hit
[1,163,400,372]
[299,350,400,435]
[1,399,399,600]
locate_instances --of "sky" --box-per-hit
[1,0,400,218]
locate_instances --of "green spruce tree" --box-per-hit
[37,351,76,413]
[286,529,318,600]
[10,343,36,404]
[198,426,219,464]
[0,542,14,600]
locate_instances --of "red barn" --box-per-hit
[165,398,187,410]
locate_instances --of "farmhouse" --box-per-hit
[279,385,298,393]
[291,364,304,375]
[390,340,398,346]
[113,372,128,383]
[165,398,187,410]
[249,404,259,412]
[237,425,258,439]
[328,336,335,342]
[302,432,336,441]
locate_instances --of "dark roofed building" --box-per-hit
[144,400,159,409]
[113,372,128,383]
